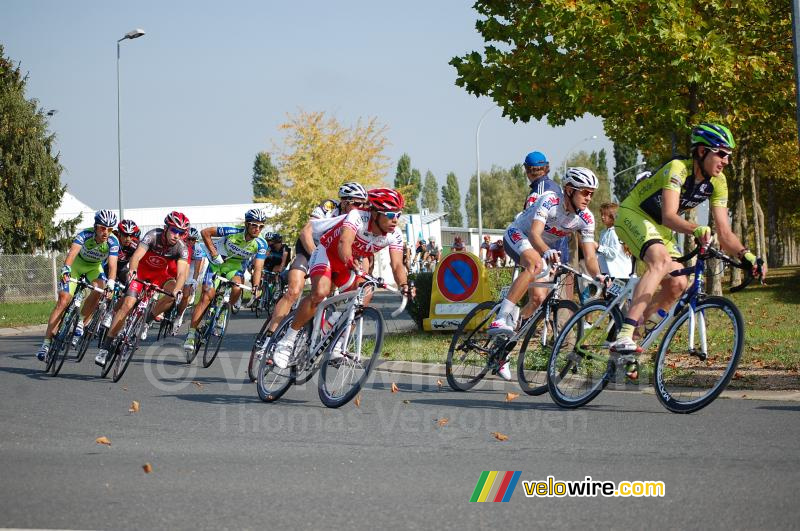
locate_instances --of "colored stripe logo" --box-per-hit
[470,471,521,502]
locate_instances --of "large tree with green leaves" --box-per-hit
[465,164,528,228]
[393,153,421,213]
[251,151,279,200]
[0,46,78,253]
[420,170,439,212]
[441,172,463,226]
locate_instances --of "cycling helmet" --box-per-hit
[338,182,368,200]
[269,233,283,242]
[691,123,735,149]
[563,167,599,190]
[367,188,405,211]
[187,227,200,240]
[244,208,267,223]
[94,209,118,227]
[118,219,140,238]
[524,151,549,166]
[164,211,190,231]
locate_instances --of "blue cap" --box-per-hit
[524,151,548,166]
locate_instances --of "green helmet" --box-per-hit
[691,123,735,149]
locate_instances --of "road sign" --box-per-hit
[436,253,479,302]
[424,251,491,331]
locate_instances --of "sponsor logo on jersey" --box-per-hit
[80,248,107,262]
[507,227,524,243]
[145,254,168,268]
[545,226,569,238]
[225,240,251,258]
[578,211,593,225]
[541,196,560,210]
[323,200,336,212]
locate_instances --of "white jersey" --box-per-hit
[510,191,595,248]
[314,208,404,259]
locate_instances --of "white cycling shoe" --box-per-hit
[497,360,512,381]
[272,337,296,369]
[488,315,515,336]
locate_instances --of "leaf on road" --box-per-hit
[128,400,140,413]
[402,399,411,404]
[121,386,128,391]
[491,431,509,442]
[435,418,449,427]
[142,463,153,474]
[741,394,748,398]
[391,382,399,393]
[505,392,520,402]
[192,381,204,390]
[436,379,443,388]
[95,436,112,446]
[354,394,362,408]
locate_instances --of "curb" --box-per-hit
[375,360,800,402]
[0,324,47,337]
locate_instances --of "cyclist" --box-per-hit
[488,167,605,380]
[101,218,140,327]
[610,123,766,358]
[426,237,441,269]
[271,188,412,369]
[175,227,207,330]
[259,182,368,340]
[479,235,491,262]
[182,208,268,353]
[264,233,290,273]
[95,211,190,366]
[37,210,120,361]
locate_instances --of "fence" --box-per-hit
[0,253,62,303]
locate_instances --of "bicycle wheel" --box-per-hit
[76,306,103,363]
[653,296,744,414]
[256,314,297,402]
[445,301,497,391]
[112,311,144,382]
[517,300,579,396]
[547,300,621,408]
[248,318,273,382]
[318,306,384,408]
[100,345,118,378]
[202,303,229,368]
[51,308,79,376]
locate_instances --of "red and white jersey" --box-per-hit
[510,191,595,248]
[314,208,404,259]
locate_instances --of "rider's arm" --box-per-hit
[193,257,206,282]
[201,227,220,260]
[337,226,357,269]
[127,243,149,273]
[250,257,265,289]
[660,189,698,235]
[581,241,602,277]
[529,220,552,256]
[106,255,118,284]
[279,249,289,271]
[63,242,82,268]
[174,259,189,292]
[299,221,316,255]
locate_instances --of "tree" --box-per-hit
[0,46,78,253]
[420,171,439,212]
[266,110,389,235]
[612,142,639,202]
[394,153,421,213]
[565,150,612,237]
[465,164,528,228]
[251,151,279,200]
[441,172,463,227]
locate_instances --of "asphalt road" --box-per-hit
[1,301,798,530]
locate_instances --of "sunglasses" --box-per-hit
[575,188,594,198]
[379,211,402,220]
[168,227,187,235]
[343,199,367,207]
[708,147,732,160]
[247,222,265,229]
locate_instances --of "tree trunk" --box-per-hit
[750,166,766,260]
[766,179,782,267]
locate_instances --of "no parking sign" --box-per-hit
[424,251,491,331]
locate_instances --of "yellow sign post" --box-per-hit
[423,251,492,331]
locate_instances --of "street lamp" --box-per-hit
[475,105,496,244]
[46,109,58,117]
[117,28,145,220]
[562,135,598,177]
[612,162,647,181]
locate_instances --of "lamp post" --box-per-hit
[117,28,145,220]
[475,105,496,244]
[562,135,598,177]
[612,162,647,181]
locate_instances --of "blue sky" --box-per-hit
[1,0,612,210]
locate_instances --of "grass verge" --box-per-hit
[0,302,51,329]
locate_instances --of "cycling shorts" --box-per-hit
[203,261,245,290]
[289,239,312,274]
[61,256,106,295]
[614,206,680,260]
[503,228,571,266]
[126,262,175,297]
[308,247,358,290]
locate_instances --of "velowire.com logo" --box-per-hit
[469,471,521,502]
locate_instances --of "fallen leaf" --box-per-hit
[436,379,443,388]
[354,395,361,408]
[192,381,204,390]
[435,418,449,427]
[733,371,743,380]
[505,392,520,402]
[741,394,748,398]
[121,386,128,391]
[391,382,399,393]
[128,400,140,413]
[491,431,509,442]
[142,463,153,474]
[95,436,112,446]
[402,399,411,404]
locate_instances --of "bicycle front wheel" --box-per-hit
[202,303,229,368]
[654,296,744,414]
[547,301,621,408]
[256,314,297,402]
[517,300,579,396]
[318,306,384,408]
[49,308,78,376]
[445,301,497,391]
[112,312,144,382]
[76,306,102,363]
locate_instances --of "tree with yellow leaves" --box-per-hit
[255,110,390,235]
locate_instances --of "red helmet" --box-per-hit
[164,211,190,231]
[117,219,140,238]
[367,188,405,211]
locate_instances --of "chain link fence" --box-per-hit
[0,253,63,303]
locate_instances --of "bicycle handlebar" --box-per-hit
[210,273,252,291]
[68,277,106,294]
[698,244,764,293]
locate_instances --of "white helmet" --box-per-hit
[338,182,368,200]
[563,167,599,190]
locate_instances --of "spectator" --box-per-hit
[479,235,491,261]
[452,235,465,252]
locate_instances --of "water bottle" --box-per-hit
[323,311,342,333]
[644,308,668,336]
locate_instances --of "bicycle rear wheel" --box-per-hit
[318,306,384,408]
[256,314,297,402]
[76,306,103,363]
[202,303,229,368]
[112,311,144,382]
[547,301,621,408]
[445,301,497,391]
[654,296,744,414]
[248,317,272,382]
[517,300,579,396]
